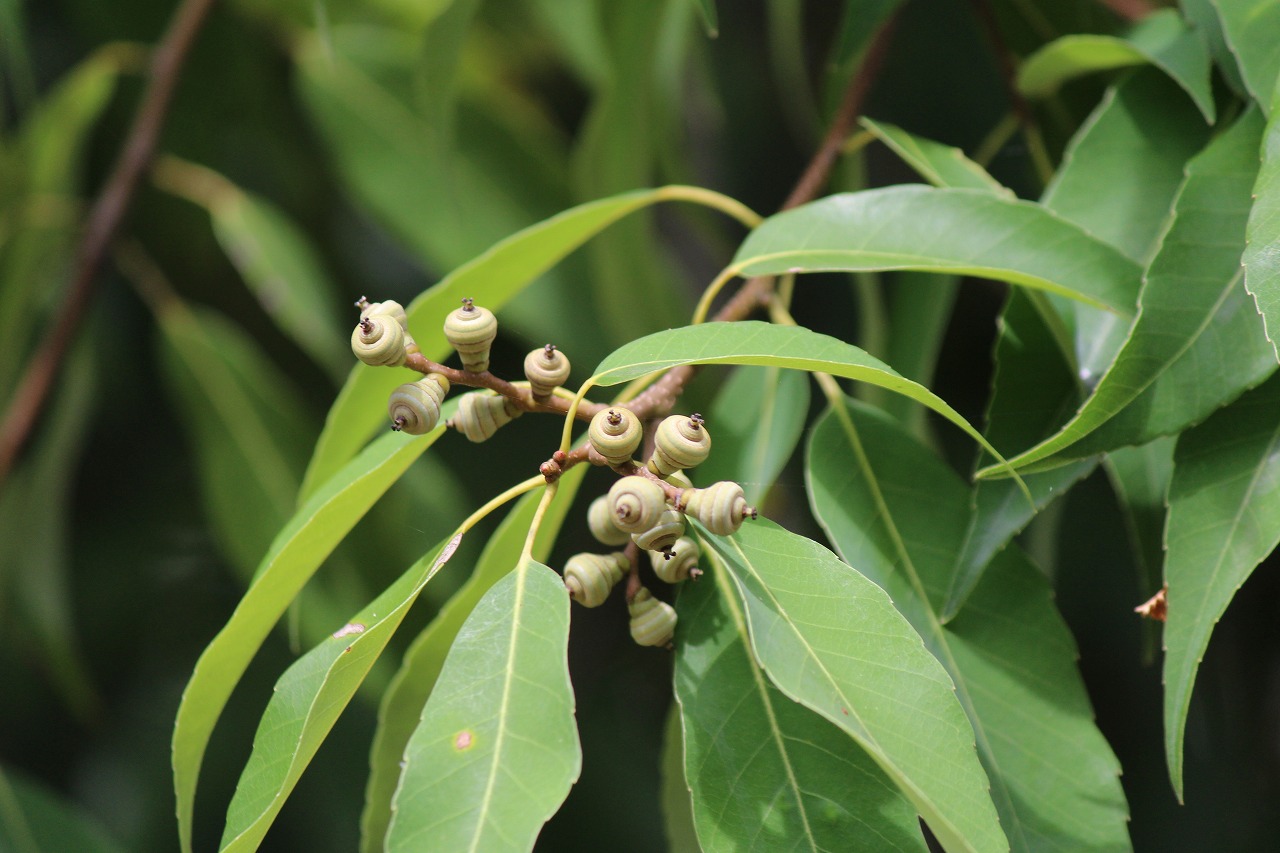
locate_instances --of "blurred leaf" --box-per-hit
[860,118,1012,195]
[808,399,1131,852]
[218,532,462,852]
[526,0,609,87]
[1178,0,1246,94]
[691,0,717,36]
[696,519,1008,853]
[981,109,1275,477]
[0,341,97,719]
[1017,9,1215,122]
[1105,436,1177,597]
[1163,372,1280,797]
[156,302,312,580]
[173,427,443,853]
[658,709,700,853]
[0,765,126,853]
[697,365,809,505]
[385,560,578,852]
[590,320,1023,480]
[1243,76,1280,360]
[768,0,820,141]
[359,464,587,853]
[880,271,959,438]
[674,559,928,852]
[824,0,903,112]
[734,187,1142,317]
[0,0,34,110]
[944,292,1095,621]
[300,186,749,501]
[1209,0,1280,112]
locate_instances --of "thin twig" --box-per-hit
[0,0,219,488]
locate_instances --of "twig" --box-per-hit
[0,0,219,489]
[1095,0,1155,22]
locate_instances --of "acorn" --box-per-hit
[629,587,677,647]
[564,552,628,607]
[589,407,642,466]
[443,298,498,373]
[647,414,711,477]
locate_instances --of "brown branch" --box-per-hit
[402,354,610,420]
[966,0,1035,128]
[0,0,219,488]
[1095,0,1155,22]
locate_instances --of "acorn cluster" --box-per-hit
[351,296,760,651]
[566,409,757,648]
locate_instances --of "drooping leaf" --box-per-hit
[1163,372,1280,797]
[880,271,960,440]
[697,365,809,505]
[658,709,700,853]
[588,321,1023,485]
[1105,436,1177,598]
[173,427,442,853]
[385,560,578,852]
[1179,0,1247,94]
[690,0,717,36]
[808,398,1130,852]
[860,118,1012,195]
[1016,9,1215,122]
[732,186,1142,317]
[980,108,1275,477]
[824,0,903,113]
[1242,76,1280,360]
[696,519,1008,853]
[1210,0,1280,112]
[675,556,928,852]
[359,464,586,853]
[0,765,126,853]
[300,186,750,501]
[218,533,463,852]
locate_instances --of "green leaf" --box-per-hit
[588,321,1024,486]
[173,427,442,853]
[219,533,463,852]
[980,108,1275,477]
[658,709,700,853]
[1016,9,1215,122]
[824,1,903,113]
[1210,0,1280,113]
[860,118,1012,195]
[880,271,960,439]
[696,365,809,505]
[674,555,928,852]
[385,560,578,852]
[0,765,126,853]
[697,519,1008,853]
[691,0,717,36]
[1105,436,1177,598]
[1163,372,1280,797]
[1179,0,1247,94]
[299,186,724,502]
[1243,76,1280,360]
[808,399,1131,853]
[732,186,1142,317]
[359,464,587,853]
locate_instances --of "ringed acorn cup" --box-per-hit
[608,476,668,534]
[524,344,571,403]
[652,536,701,583]
[647,413,711,477]
[587,495,631,546]
[564,552,628,607]
[351,312,407,366]
[447,391,522,442]
[632,507,685,554]
[443,297,498,373]
[387,374,450,435]
[588,407,642,466]
[680,480,757,535]
[356,296,408,329]
[629,587,677,647]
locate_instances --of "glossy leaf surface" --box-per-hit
[1243,77,1280,360]
[697,519,1008,853]
[1211,0,1280,111]
[808,399,1130,852]
[860,118,1011,195]
[1163,373,1280,796]
[732,186,1141,316]
[385,560,578,852]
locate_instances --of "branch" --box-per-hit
[0,0,219,488]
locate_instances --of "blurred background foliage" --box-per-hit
[0,0,1277,850]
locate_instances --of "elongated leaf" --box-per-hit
[697,519,1007,853]
[219,533,463,852]
[691,0,717,36]
[860,118,1011,195]
[173,427,442,853]
[881,271,959,438]
[981,109,1275,477]
[589,321,1022,485]
[359,465,586,853]
[675,556,928,852]
[697,365,809,505]
[732,186,1142,317]
[658,709,700,853]
[1017,9,1215,122]
[1210,0,1280,112]
[0,765,126,853]
[1163,372,1280,797]
[1179,0,1247,94]
[1243,77,1280,360]
[300,186,735,501]
[824,0,903,112]
[385,560,578,852]
[1105,436,1177,597]
[808,399,1130,852]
